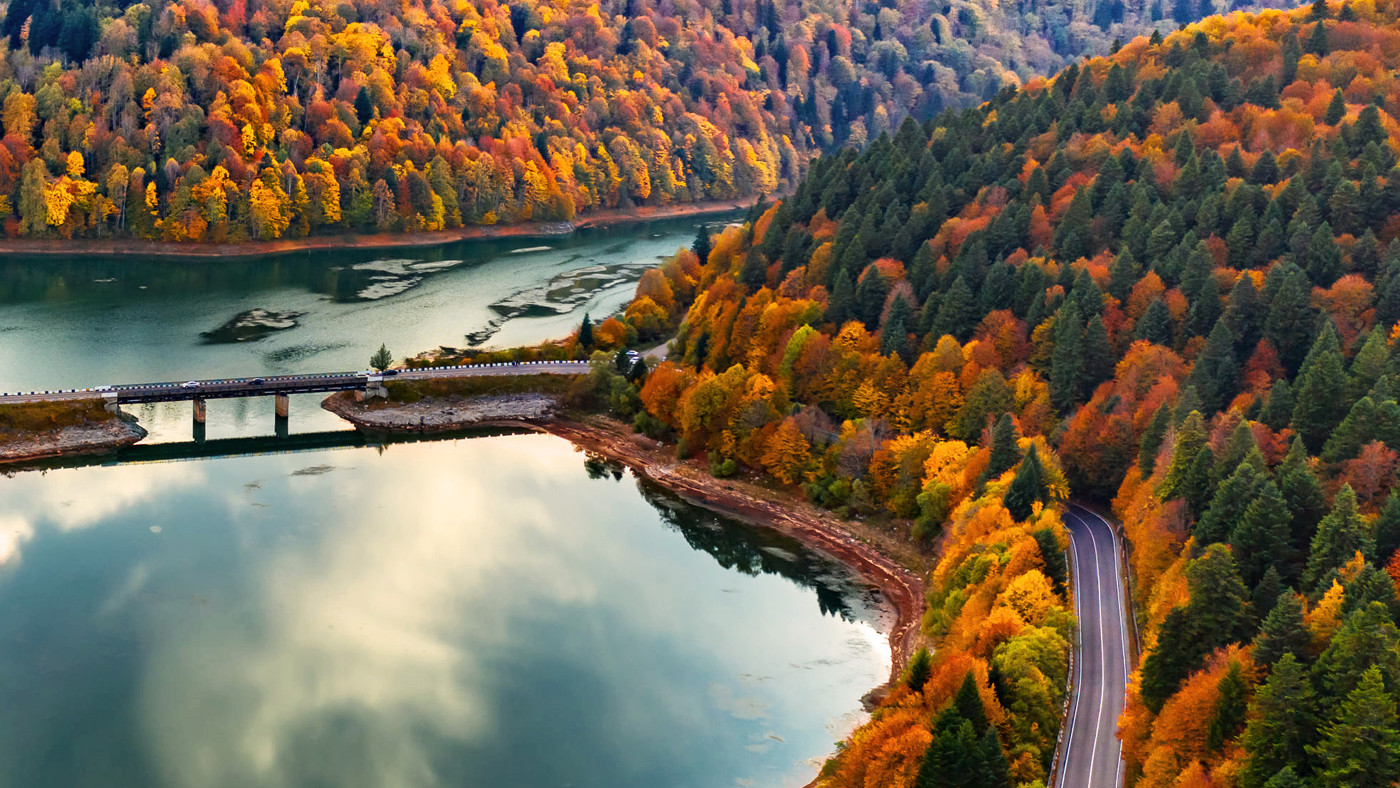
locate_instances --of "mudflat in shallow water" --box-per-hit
[0,432,888,788]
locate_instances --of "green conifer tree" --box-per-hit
[1310,667,1400,788]
[1292,323,1348,452]
[986,414,1021,478]
[1305,485,1374,592]
[1231,478,1293,587]
[1050,301,1085,412]
[1254,591,1311,668]
[1004,445,1048,521]
[1240,654,1319,787]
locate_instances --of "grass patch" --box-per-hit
[0,399,115,436]
[383,374,580,404]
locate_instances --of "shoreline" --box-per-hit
[535,417,926,679]
[0,418,146,465]
[0,198,756,260]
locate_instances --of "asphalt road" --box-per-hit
[1057,503,1132,788]
[0,360,594,405]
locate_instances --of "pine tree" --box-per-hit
[1208,661,1249,751]
[1004,444,1048,521]
[1140,544,1254,711]
[1231,478,1293,587]
[855,268,889,329]
[1264,263,1315,375]
[1305,485,1374,592]
[1240,654,1319,788]
[1307,17,1329,56]
[1081,315,1114,395]
[905,647,932,691]
[1050,301,1085,411]
[1254,565,1286,618]
[1160,410,1207,500]
[933,276,977,341]
[370,343,393,371]
[1322,395,1380,462]
[578,312,594,348]
[1278,438,1329,560]
[986,414,1021,478]
[1310,667,1400,788]
[881,295,912,358]
[1325,89,1347,125]
[1034,527,1069,596]
[693,223,712,263]
[1254,591,1311,668]
[1139,403,1172,477]
[827,268,856,324]
[1292,323,1348,452]
[1260,378,1294,431]
[1315,603,1400,707]
[1196,454,1268,546]
[355,85,375,125]
[1374,491,1400,566]
[1135,297,1174,345]
[1191,319,1239,413]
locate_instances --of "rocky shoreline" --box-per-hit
[321,391,560,431]
[0,417,147,465]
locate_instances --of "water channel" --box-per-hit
[0,217,893,788]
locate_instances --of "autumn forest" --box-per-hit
[0,0,1272,242]
[537,0,1400,784]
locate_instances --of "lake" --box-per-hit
[0,433,888,788]
[0,217,892,788]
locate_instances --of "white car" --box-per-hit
[181,381,201,388]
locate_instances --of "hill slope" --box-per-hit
[0,0,1291,242]
[605,1,1400,784]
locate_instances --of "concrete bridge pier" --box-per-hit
[274,393,290,438]
[192,398,207,443]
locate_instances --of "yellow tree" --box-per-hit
[762,417,815,484]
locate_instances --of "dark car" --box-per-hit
[382,369,399,376]
[251,378,266,386]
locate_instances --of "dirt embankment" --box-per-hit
[0,197,757,260]
[0,417,147,464]
[323,391,560,432]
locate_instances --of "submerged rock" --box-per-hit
[201,309,304,343]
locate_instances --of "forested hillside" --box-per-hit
[0,0,1288,242]
[602,1,1400,784]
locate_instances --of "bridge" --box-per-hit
[0,360,592,439]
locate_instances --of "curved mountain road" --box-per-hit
[1057,503,1132,788]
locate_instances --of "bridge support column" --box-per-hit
[357,385,388,402]
[192,398,207,424]
[275,393,290,419]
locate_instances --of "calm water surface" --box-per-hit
[0,215,729,392]
[0,433,889,788]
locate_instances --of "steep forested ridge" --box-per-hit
[598,1,1400,784]
[0,0,1288,242]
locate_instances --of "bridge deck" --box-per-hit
[0,360,593,406]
